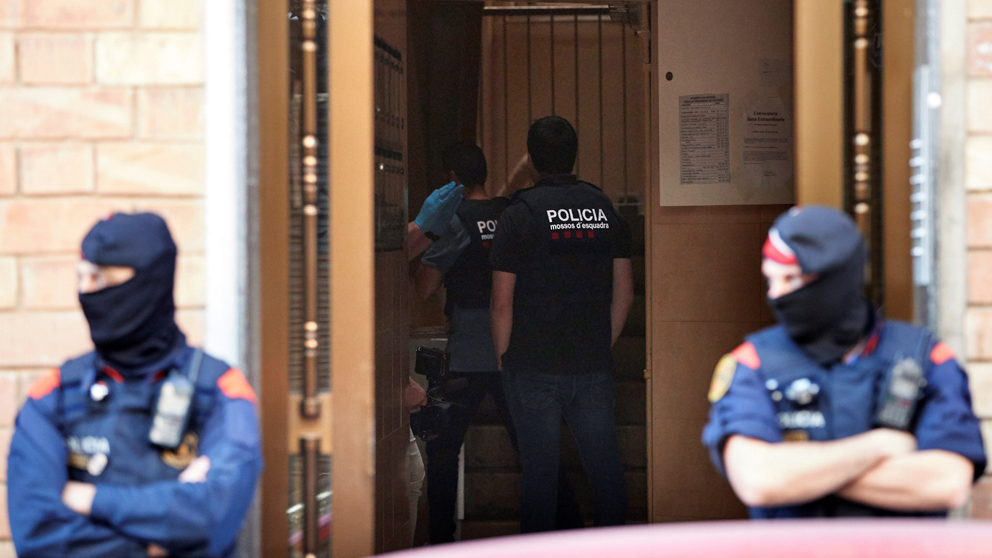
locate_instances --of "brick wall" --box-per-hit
[0,0,205,552]
[966,0,992,520]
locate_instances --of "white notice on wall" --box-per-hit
[743,98,793,188]
[679,94,731,185]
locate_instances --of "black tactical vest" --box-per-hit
[444,197,509,314]
[511,175,618,307]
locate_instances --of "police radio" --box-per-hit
[149,349,203,449]
[874,357,927,431]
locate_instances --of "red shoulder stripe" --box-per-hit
[730,342,761,369]
[930,342,955,366]
[28,368,61,400]
[217,368,257,404]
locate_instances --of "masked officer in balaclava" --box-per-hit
[8,213,262,557]
[703,205,986,518]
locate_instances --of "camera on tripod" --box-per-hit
[410,347,463,441]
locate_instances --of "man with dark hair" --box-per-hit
[413,141,582,543]
[490,116,634,533]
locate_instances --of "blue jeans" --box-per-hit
[501,370,627,533]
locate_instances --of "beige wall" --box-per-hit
[964,0,992,519]
[0,0,206,549]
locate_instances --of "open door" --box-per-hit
[645,0,916,522]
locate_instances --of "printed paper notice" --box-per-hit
[679,94,730,185]
[743,98,793,188]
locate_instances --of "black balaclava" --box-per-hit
[79,213,183,376]
[764,206,871,366]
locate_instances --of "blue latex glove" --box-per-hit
[414,181,465,236]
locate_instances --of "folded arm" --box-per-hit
[8,398,146,558]
[838,449,974,511]
[723,429,916,508]
[89,379,262,556]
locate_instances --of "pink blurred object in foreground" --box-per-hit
[385,521,992,558]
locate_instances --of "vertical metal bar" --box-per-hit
[551,14,556,115]
[301,437,321,557]
[598,15,604,186]
[622,23,628,198]
[851,0,875,301]
[503,16,510,186]
[301,0,320,419]
[574,14,580,175]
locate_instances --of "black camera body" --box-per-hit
[410,347,457,441]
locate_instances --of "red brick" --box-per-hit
[96,32,203,85]
[138,87,203,139]
[0,197,120,254]
[967,136,992,191]
[18,33,92,85]
[140,0,200,30]
[20,0,134,29]
[971,363,992,419]
[0,0,15,27]
[968,193,992,248]
[970,251,992,304]
[973,0,992,21]
[0,198,203,255]
[20,143,95,194]
[0,311,91,367]
[966,307,992,361]
[177,308,204,346]
[0,256,14,309]
[20,255,79,309]
[176,255,204,307]
[97,143,203,196]
[970,23,992,77]
[0,486,7,539]
[0,32,13,84]
[0,142,15,195]
[0,87,132,139]
[0,375,15,427]
[968,80,992,133]
[0,427,11,483]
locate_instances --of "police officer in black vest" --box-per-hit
[414,142,583,543]
[490,117,634,533]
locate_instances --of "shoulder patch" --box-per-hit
[709,354,737,403]
[730,342,761,369]
[930,342,955,366]
[217,368,257,404]
[28,368,61,400]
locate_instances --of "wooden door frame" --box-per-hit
[257,0,376,556]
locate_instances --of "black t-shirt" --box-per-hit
[490,176,632,375]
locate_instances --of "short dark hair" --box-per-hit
[442,142,488,187]
[527,116,578,175]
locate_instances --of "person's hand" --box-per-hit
[404,377,429,411]
[62,481,97,516]
[148,544,169,557]
[869,428,917,458]
[414,182,464,236]
[178,456,211,483]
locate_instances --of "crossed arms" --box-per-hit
[723,431,974,511]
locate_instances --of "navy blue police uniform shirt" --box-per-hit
[7,344,263,557]
[422,201,502,372]
[489,174,632,375]
[702,318,987,518]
